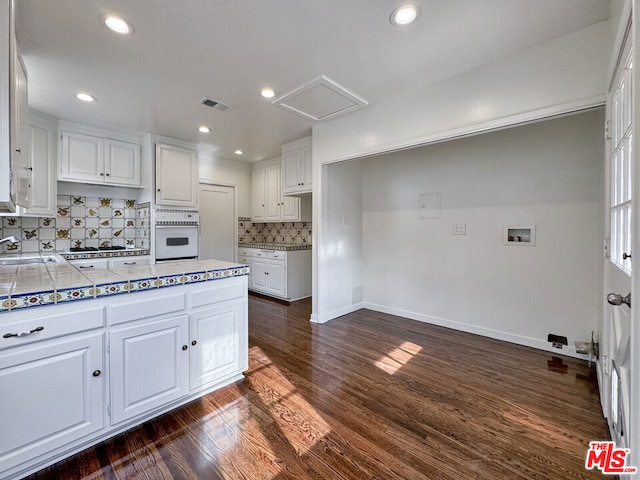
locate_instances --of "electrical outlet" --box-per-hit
[453,223,466,235]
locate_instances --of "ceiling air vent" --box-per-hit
[199,97,231,112]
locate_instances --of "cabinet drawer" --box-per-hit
[188,277,245,309]
[109,256,151,268]
[107,292,186,325]
[238,248,252,257]
[238,256,251,264]
[267,251,286,261]
[253,250,269,258]
[0,306,105,350]
[70,259,109,270]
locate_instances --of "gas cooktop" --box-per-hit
[69,246,127,252]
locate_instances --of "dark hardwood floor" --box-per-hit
[26,294,610,479]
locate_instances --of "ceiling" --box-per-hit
[16,0,612,163]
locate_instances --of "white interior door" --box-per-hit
[199,184,235,262]
[602,30,633,451]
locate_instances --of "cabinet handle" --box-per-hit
[27,167,33,171]
[99,172,104,176]
[92,370,101,377]
[124,262,137,265]
[3,326,44,339]
[157,188,161,192]
[191,340,197,346]
[105,173,110,177]
[15,148,21,153]
[182,345,188,351]
[78,265,94,269]
[623,252,632,260]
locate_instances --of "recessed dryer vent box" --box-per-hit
[504,225,536,246]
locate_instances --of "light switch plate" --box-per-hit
[453,223,466,235]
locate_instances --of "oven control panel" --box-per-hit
[155,209,199,225]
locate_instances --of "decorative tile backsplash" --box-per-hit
[1,196,150,253]
[237,217,311,245]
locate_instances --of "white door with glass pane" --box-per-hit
[602,33,633,451]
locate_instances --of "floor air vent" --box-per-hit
[199,97,231,112]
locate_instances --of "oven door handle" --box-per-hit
[155,225,198,229]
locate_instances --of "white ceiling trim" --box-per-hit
[272,75,369,122]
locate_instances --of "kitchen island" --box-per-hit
[0,255,249,480]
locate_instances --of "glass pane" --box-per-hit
[611,208,619,263]
[612,149,619,206]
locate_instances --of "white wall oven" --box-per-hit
[154,209,199,262]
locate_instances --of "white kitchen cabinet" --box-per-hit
[251,163,304,222]
[11,53,29,208]
[281,136,312,195]
[189,300,246,389]
[69,258,109,270]
[155,142,198,208]
[0,332,105,474]
[247,248,311,300]
[0,0,29,212]
[109,314,189,424]
[23,112,56,215]
[109,256,151,268]
[104,139,141,186]
[59,131,141,187]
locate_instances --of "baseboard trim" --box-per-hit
[362,302,589,360]
[328,303,365,321]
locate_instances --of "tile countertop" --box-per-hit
[0,254,249,313]
[239,243,312,251]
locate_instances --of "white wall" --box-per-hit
[356,110,604,356]
[312,21,609,165]
[198,154,251,218]
[313,19,613,325]
[325,160,364,318]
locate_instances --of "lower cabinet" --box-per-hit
[0,332,104,474]
[109,314,189,424]
[244,248,311,300]
[0,276,248,480]
[189,301,246,389]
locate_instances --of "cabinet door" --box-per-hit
[251,258,267,290]
[105,139,141,186]
[0,332,104,474]
[109,315,189,424]
[12,54,29,207]
[281,195,300,221]
[60,131,105,182]
[281,150,301,193]
[301,145,313,190]
[155,143,198,207]
[251,168,266,221]
[26,120,55,215]
[265,165,282,221]
[189,301,246,389]
[267,260,286,297]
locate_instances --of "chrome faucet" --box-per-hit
[0,236,20,246]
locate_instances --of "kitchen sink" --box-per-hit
[0,256,59,266]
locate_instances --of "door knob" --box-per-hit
[607,292,631,308]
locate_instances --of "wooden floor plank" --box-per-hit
[24,295,610,479]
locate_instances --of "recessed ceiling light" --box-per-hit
[389,4,421,27]
[198,126,211,133]
[234,150,244,155]
[102,14,134,35]
[261,88,275,99]
[75,92,97,102]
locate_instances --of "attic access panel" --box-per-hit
[272,75,368,122]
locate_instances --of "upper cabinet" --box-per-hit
[251,162,309,223]
[20,111,57,216]
[281,136,312,195]
[0,0,29,212]
[59,130,141,187]
[155,142,198,208]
